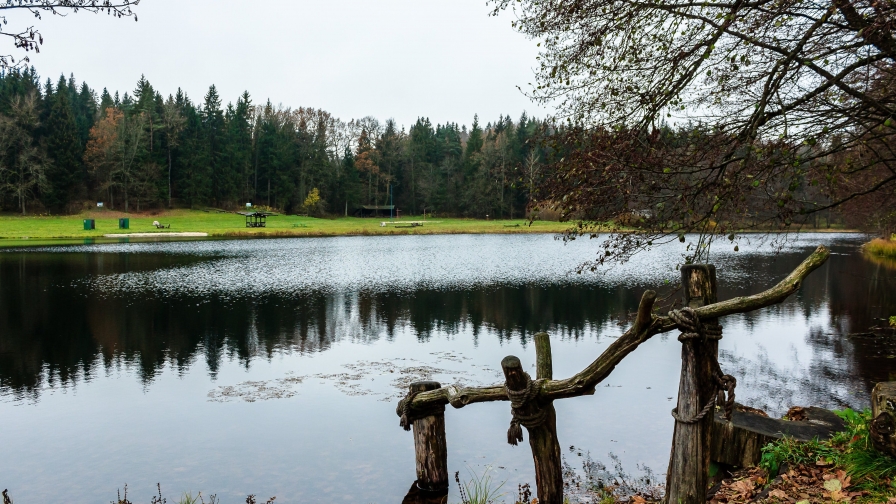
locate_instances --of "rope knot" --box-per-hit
[669,307,737,423]
[715,372,737,421]
[669,307,723,342]
[398,389,421,431]
[504,374,547,445]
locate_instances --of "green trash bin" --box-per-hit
[119,218,129,229]
[83,219,95,230]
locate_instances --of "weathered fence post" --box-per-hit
[399,380,449,504]
[665,265,719,504]
[502,332,563,504]
[391,248,830,504]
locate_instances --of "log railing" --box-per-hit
[397,245,831,504]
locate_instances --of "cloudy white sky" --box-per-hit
[7,0,550,129]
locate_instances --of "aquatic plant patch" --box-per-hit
[865,238,896,259]
[207,353,502,402]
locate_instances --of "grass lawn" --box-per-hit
[0,209,572,243]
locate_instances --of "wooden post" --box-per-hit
[401,482,448,504]
[535,332,553,380]
[406,380,449,494]
[503,347,563,504]
[665,265,719,504]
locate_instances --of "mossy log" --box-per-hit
[398,246,830,412]
[711,406,845,467]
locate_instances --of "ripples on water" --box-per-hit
[1,232,894,503]
[41,233,834,296]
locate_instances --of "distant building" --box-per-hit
[355,205,395,218]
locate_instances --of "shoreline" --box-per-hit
[0,210,865,247]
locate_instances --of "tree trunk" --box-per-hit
[168,148,173,208]
[665,265,719,504]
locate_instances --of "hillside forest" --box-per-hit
[0,69,550,218]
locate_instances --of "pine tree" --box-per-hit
[201,85,228,206]
[176,100,210,208]
[133,75,159,154]
[43,76,84,212]
[99,88,114,117]
[160,94,185,208]
[75,82,96,148]
[465,114,484,163]
[225,91,253,203]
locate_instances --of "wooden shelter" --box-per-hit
[355,205,395,218]
[239,211,272,228]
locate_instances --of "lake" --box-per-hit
[1,232,894,503]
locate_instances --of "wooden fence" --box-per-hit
[396,246,831,504]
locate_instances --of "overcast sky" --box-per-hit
[9,0,549,129]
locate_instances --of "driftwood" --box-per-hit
[396,245,830,504]
[400,245,829,411]
[711,407,845,468]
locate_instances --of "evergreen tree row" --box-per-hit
[0,69,549,217]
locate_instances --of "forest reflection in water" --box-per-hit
[0,233,894,502]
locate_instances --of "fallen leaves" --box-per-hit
[709,465,871,504]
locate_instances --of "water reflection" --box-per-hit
[1,233,895,502]
[1,234,894,403]
[0,236,896,402]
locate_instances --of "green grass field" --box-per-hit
[0,209,571,244]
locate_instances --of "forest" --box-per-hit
[2,68,893,239]
[0,68,548,218]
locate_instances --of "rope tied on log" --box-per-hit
[669,307,723,342]
[505,374,547,445]
[669,307,737,423]
[397,386,447,431]
[398,389,421,431]
[714,365,737,421]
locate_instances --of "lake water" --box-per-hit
[1,233,894,503]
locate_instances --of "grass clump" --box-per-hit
[758,409,896,501]
[865,238,896,259]
[456,466,507,504]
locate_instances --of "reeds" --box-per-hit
[864,238,896,259]
[456,467,506,504]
